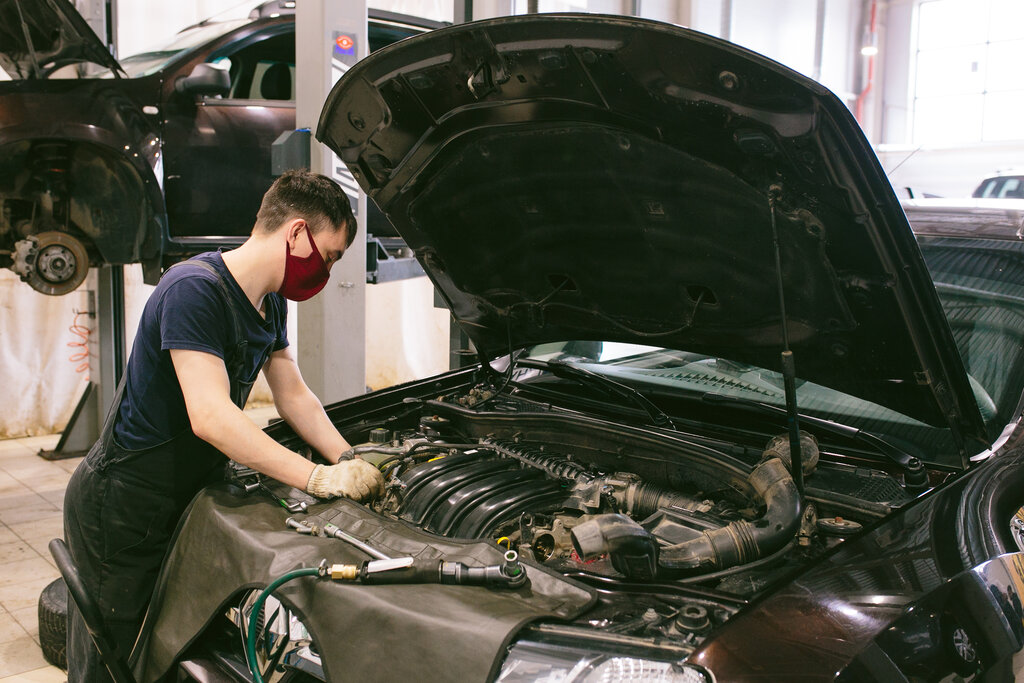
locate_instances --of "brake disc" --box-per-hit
[22,231,90,296]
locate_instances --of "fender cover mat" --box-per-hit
[134,486,597,682]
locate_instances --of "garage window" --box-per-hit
[913,0,1024,144]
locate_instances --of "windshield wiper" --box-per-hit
[516,358,677,430]
[701,393,930,490]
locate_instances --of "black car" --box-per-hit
[97,15,1024,683]
[0,0,442,295]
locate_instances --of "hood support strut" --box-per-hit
[768,185,805,496]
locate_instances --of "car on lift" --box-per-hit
[105,14,1024,683]
[0,0,442,295]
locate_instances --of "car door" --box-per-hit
[159,15,438,246]
[161,23,296,242]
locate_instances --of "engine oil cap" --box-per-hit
[816,516,863,536]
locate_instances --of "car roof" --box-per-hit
[247,0,447,29]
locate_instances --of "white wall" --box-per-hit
[880,0,915,145]
[366,277,453,391]
[657,0,864,109]
[116,0,251,58]
[372,0,453,22]
[0,272,92,437]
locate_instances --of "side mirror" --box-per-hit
[175,63,230,97]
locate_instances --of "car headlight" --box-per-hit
[496,640,712,682]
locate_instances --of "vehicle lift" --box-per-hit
[37,0,480,456]
[40,0,376,457]
[38,265,125,460]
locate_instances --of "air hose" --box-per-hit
[245,551,528,681]
[245,566,321,683]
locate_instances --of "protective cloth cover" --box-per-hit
[136,486,596,682]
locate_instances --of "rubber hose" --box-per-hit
[245,567,321,683]
[658,457,800,571]
[625,483,710,518]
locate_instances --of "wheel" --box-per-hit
[22,231,90,296]
[38,577,68,670]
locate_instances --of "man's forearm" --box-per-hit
[274,387,350,463]
[194,403,317,489]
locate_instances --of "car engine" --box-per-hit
[324,388,915,639]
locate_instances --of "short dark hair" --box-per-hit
[255,170,356,247]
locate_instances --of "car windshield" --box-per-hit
[100,19,250,78]
[517,341,963,466]
[517,234,1024,469]
[917,234,1024,430]
[974,176,1024,199]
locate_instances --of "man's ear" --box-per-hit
[284,219,307,249]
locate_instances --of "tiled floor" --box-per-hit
[0,405,280,682]
[0,432,71,682]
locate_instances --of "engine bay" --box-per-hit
[311,385,917,647]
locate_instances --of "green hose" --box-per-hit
[245,567,321,683]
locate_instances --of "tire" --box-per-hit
[38,578,68,670]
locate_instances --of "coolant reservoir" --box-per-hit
[352,428,400,467]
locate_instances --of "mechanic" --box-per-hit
[62,170,384,683]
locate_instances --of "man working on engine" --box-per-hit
[63,170,384,682]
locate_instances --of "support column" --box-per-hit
[72,0,115,53]
[40,265,124,459]
[96,264,126,412]
[295,0,368,404]
[472,0,513,20]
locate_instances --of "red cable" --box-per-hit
[68,311,93,380]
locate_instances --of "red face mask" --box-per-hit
[279,226,330,301]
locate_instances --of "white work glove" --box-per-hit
[305,460,384,502]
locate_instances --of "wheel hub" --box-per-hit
[15,231,90,296]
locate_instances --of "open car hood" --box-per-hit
[317,14,988,446]
[0,0,122,78]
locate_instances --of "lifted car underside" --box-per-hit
[0,138,157,294]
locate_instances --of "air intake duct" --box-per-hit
[571,514,659,580]
[658,455,800,571]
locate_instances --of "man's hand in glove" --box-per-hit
[306,459,385,502]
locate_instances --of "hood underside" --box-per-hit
[317,14,987,443]
[0,0,121,78]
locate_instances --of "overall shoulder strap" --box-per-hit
[164,259,247,374]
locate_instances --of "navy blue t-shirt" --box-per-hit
[113,252,288,450]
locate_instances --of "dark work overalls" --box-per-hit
[64,260,272,683]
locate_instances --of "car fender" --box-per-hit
[837,551,1024,680]
[0,132,166,267]
[689,428,1024,680]
[0,81,167,267]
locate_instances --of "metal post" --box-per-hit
[454,0,474,23]
[96,265,126,403]
[812,0,826,82]
[720,0,732,41]
[295,0,368,404]
[72,0,108,52]
[40,265,124,459]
